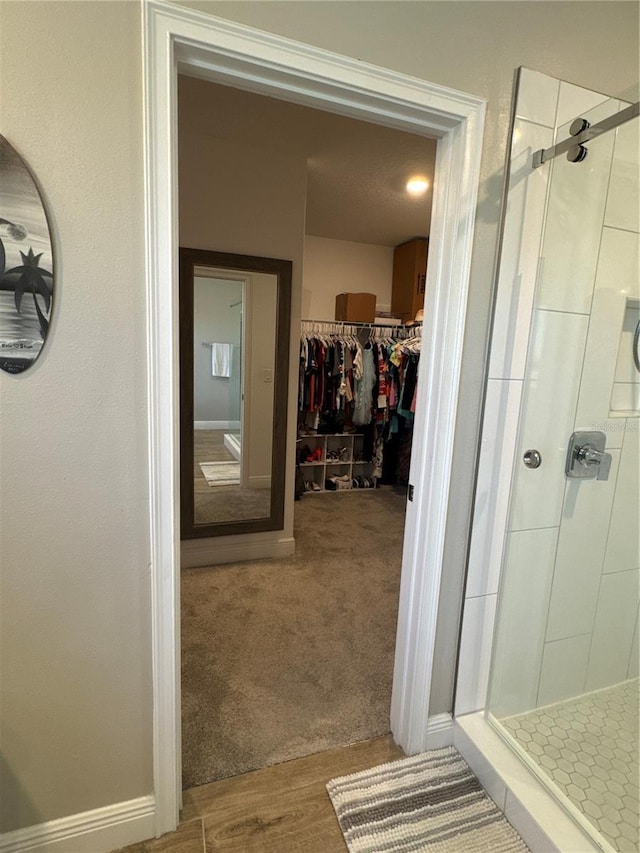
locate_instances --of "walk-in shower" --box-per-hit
[482,74,639,853]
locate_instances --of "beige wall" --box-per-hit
[302,236,394,321]
[245,273,278,487]
[178,128,307,552]
[0,0,151,834]
[0,0,638,835]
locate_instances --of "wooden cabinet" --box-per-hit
[391,238,428,322]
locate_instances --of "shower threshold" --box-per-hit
[454,712,615,853]
[500,679,638,852]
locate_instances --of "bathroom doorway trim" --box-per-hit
[143,0,486,835]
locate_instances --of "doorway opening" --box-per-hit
[177,75,436,788]
[143,2,485,832]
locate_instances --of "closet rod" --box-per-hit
[303,318,400,326]
[301,319,422,330]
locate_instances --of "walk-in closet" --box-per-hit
[177,73,434,789]
[297,321,422,495]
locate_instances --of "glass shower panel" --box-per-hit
[487,97,639,853]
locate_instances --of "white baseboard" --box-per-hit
[181,535,295,568]
[0,796,155,853]
[424,713,455,750]
[247,475,271,490]
[223,432,241,461]
[194,420,240,430]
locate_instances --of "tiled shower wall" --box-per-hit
[456,68,640,717]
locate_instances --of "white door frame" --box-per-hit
[143,0,486,834]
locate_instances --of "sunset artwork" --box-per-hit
[0,136,54,374]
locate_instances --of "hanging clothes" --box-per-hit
[298,320,422,485]
[353,346,376,425]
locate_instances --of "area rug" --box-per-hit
[327,746,530,853]
[199,461,240,486]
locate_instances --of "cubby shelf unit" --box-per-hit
[297,433,377,492]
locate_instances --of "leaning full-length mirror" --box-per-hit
[180,248,291,538]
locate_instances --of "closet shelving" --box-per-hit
[297,432,377,492]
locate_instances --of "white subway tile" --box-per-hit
[605,118,640,233]
[555,82,611,128]
[489,120,553,381]
[574,228,640,447]
[610,383,640,413]
[603,425,640,574]
[585,568,640,691]
[467,379,522,597]
[456,594,497,715]
[537,635,591,706]
[489,528,558,717]
[613,303,640,385]
[510,310,588,531]
[516,69,560,127]
[545,450,621,641]
[537,100,618,315]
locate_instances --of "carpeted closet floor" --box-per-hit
[181,487,407,788]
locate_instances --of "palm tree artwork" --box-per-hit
[0,136,54,375]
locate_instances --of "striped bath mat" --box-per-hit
[199,461,240,486]
[327,746,529,852]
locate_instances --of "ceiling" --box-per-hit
[178,74,436,248]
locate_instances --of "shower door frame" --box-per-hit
[143,0,486,838]
[454,67,638,851]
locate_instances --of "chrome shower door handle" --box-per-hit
[566,431,612,481]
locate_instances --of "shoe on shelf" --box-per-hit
[334,474,352,490]
[299,445,311,464]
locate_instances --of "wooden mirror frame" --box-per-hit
[179,247,292,539]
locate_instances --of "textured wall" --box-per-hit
[302,236,394,321]
[0,0,151,833]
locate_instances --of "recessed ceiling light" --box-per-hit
[406,177,429,196]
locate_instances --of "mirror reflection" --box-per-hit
[193,266,277,525]
[180,248,291,539]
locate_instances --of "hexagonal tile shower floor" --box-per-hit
[500,679,639,852]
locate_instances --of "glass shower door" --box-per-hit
[487,98,639,852]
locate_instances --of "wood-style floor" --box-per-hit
[115,735,403,853]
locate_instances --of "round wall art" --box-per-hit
[0,136,54,375]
